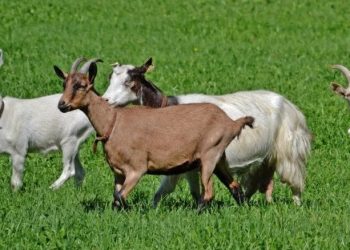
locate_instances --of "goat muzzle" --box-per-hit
[58,100,71,113]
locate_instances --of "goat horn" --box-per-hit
[110,62,119,67]
[332,64,350,87]
[70,57,87,73]
[79,58,103,73]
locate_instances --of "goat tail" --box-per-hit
[273,100,311,193]
[233,116,255,138]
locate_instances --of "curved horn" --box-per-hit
[79,58,103,73]
[332,64,350,86]
[70,57,86,73]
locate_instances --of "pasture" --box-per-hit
[0,0,350,248]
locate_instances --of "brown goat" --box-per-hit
[54,58,254,210]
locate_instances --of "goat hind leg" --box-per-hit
[73,153,85,187]
[197,174,214,212]
[198,152,222,210]
[153,175,181,208]
[214,157,245,205]
[292,187,302,206]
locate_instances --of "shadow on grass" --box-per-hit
[81,196,110,213]
[247,196,315,208]
[80,192,313,213]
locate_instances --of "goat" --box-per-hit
[0,58,93,190]
[331,64,350,134]
[54,58,255,209]
[102,58,312,206]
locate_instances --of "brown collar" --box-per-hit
[160,95,168,107]
[93,111,117,153]
[0,99,4,119]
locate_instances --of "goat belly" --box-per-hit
[147,159,200,175]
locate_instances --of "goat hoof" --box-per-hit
[152,194,161,208]
[11,183,23,192]
[231,187,245,205]
[152,201,159,209]
[112,200,129,210]
[197,199,209,213]
[112,192,129,210]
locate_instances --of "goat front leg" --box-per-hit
[50,142,77,189]
[113,173,126,209]
[113,171,143,210]
[153,175,181,208]
[11,153,26,190]
[185,170,201,205]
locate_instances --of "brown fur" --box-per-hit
[55,60,254,210]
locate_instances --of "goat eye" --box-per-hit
[124,81,133,87]
[73,84,83,91]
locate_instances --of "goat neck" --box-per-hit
[82,90,117,139]
[136,85,178,107]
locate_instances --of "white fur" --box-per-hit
[103,64,137,105]
[0,94,93,189]
[103,65,311,205]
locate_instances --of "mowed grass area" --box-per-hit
[1,0,350,248]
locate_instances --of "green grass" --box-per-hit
[1,0,350,248]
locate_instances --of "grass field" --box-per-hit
[1,0,350,248]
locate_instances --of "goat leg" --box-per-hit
[112,174,127,210]
[112,170,144,210]
[214,156,245,205]
[153,175,181,208]
[197,177,214,213]
[10,153,26,190]
[185,170,201,206]
[229,183,245,205]
[112,190,128,210]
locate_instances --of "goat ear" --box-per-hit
[88,62,98,84]
[53,66,67,80]
[141,57,154,73]
[87,59,103,84]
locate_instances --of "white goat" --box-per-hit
[0,59,93,190]
[330,64,350,135]
[102,58,312,205]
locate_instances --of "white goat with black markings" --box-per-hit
[0,58,94,190]
[103,58,312,205]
